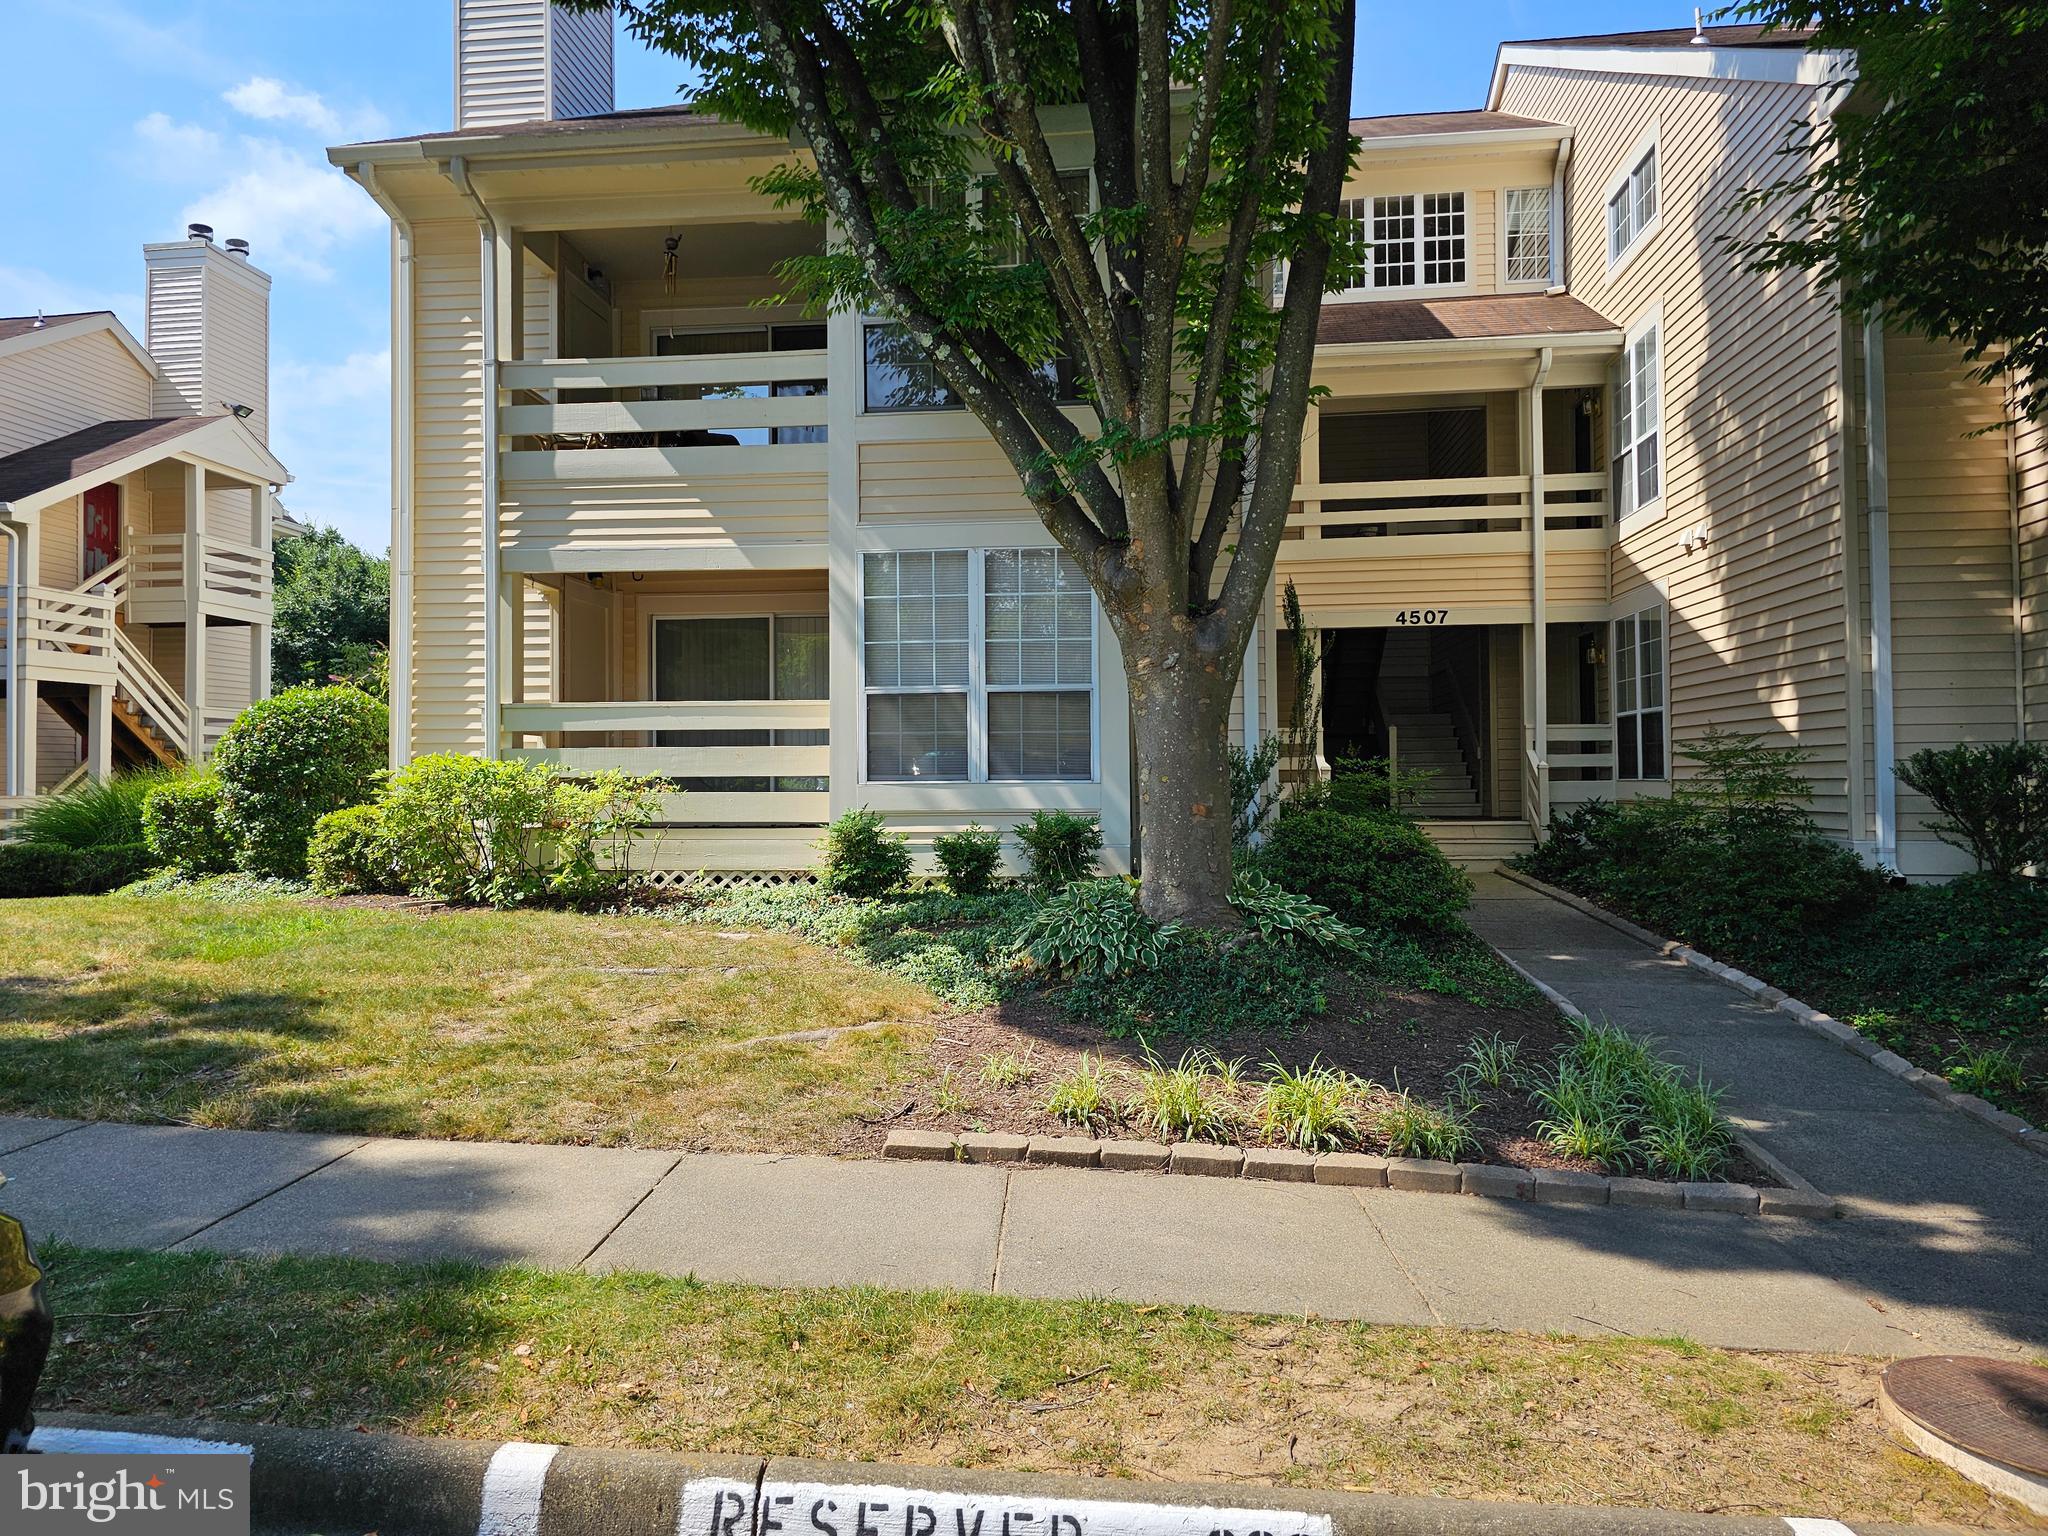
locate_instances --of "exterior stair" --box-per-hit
[1377,629,1482,818]
[34,559,192,772]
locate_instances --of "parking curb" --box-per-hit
[1492,866,2044,1160]
[37,1415,1949,1536]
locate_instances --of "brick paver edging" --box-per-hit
[1493,865,2048,1163]
[880,1128,1836,1218]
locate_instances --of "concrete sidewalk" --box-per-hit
[0,874,2039,1357]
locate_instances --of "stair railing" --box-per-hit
[111,628,191,753]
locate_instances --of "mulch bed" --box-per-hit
[832,985,1774,1185]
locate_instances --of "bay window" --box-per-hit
[862,547,1096,782]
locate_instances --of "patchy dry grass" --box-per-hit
[35,1244,2028,1527]
[0,895,934,1149]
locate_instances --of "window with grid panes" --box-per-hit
[1613,603,1666,780]
[984,547,1094,778]
[1504,187,1551,283]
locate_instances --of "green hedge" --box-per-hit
[212,686,387,879]
[307,804,399,896]
[142,777,235,877]
[1249,806,1471,936]
[0,841,156,899]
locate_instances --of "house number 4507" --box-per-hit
[1394,608,1450,626]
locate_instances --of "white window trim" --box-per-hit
[1612,307,1666,528]
[856,546,1100,785]
[1499,185,1554,289]
[1336,188,1475,299]
[1611,594,1669,782]
[1602,122,1662,277]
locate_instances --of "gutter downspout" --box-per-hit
[1549,137,1573,292]
[447,155,503,758]
[356,163,415,770]
[1863,312,1896,870]
[0,513,22,799]
[1529,346,1554,833]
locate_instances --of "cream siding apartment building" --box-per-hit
[0,232,289,817]
[338,7,2043,880]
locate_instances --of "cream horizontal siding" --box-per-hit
[455,0,550,129]
[0,329,153,456]
[499,472,828,550]
[2018,404,2048,739]
[409,220,489,755]
[1500,62,1853,833]
[859,439,1037,521]
[1883,334,2021,846]
[146,261,207,421]
[1276,549,1532,621]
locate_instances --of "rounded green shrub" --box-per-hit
[1253,807,1471,936]
[307,804,398,896]
[212,686,387,879]
[1012,808,1103,889]
[142,776,234,877]
[819,808,911,898]
[0,841,155,898]
[932,824,1002,896]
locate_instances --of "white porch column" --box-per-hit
[88,684,113,783]
[184,460,209,759]
[497,572,525,751]
[1526,349,1553,832]
[1,518,24,799]
[250,483,271,703]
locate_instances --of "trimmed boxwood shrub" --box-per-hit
[1012,808,1103,889]
[212,686,387,879]
[1251,807,1471,936]
[142,776,234,876]
[307,803,399,896]
[932,824,1003,896]
[819,808,912,898]
[0,841,155,898]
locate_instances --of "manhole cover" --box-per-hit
[1883,1356,2048,1476]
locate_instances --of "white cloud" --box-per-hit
[134,111,224,179]
[223,76,387,141]
[130,114,386,280]
[275,348,389,410]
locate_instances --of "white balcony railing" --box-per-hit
[3,585,117,682]
[1288,470,1609,548]
[125,533,271,622]
[1541,721,1616,807]
[502,699,831,825]
[499,351,829,482]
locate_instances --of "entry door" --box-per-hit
[82,484,121,577]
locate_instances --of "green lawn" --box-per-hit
[36,1243,2026,1527]
[0,894,934,1150]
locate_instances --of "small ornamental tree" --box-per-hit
[1728,0,2048,423]
[587,0,1359,925]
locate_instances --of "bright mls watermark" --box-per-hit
[7,1454,250,1535]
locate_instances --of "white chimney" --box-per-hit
[455,0,614,131]
[143,227,272,445]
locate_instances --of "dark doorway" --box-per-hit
[1323,624,1493,819]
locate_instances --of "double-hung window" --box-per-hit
[862,548,1096,782]
[1339,192,1467,290]
[1607,141,1659,266]
[1610,320,1662,521]
[1503,187,1552,284]
[1612,603,1666,781]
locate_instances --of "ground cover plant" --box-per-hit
[1519,731,2047,1124]
[35,1245,2027,1527]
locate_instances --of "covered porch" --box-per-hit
[0,412,283,801]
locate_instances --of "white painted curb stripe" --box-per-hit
[29,1426,252,1456]
[680,1477,1336,1536]
[1784,1521,1857,1536]
[479,1440,560,1536]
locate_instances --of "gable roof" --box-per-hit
[1504,23,1817,50]
[0,414,288,513]
[1488,23,1849,107]
[0,310,162,380]
[1317,292,1618,349]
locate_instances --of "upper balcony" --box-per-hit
[494,219,832,569]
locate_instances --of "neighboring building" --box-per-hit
[333,7,2044,879]
[0,230,290,814]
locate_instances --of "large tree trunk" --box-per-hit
[1124,638,1241,926]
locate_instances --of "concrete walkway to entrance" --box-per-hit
[1,875,2039,1358]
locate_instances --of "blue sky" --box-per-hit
[0,0,1669,552]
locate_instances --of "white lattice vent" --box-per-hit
[636,868,821,893]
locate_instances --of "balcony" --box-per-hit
[496,351,831,563]
[2,585,117,686]
[123,533,273,626]
[1287,470,1610,550]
